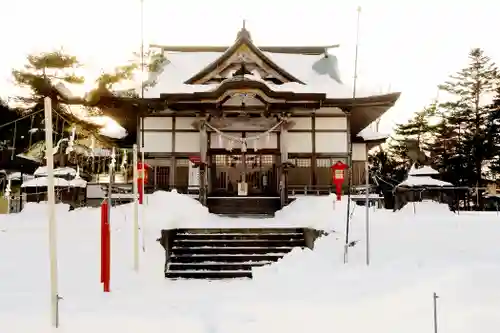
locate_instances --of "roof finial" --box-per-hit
[236,19,251,41]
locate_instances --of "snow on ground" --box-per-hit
[1,192,500,332]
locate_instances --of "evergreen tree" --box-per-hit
[485,87,500,177]
[388,103,437,164]
[12,49,84,104]
[437,48,498,187]
[11,50,100,164]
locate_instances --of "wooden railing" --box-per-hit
[288,185,334,196]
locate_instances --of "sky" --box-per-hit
[2,0,500,133]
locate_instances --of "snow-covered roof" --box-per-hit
[7,172,34,181]
[408,164,439,177]
[145,51,394,99]
[34,167,77,177]
[398,175,453,188]
[21,177,71,188]
[68,176,87,188]
[357,127,389,141]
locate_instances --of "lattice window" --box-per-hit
[295,158,311,167]
[212,155,227,166]
[261,155,275,166]
[316,158,332,168]
[176,158,189,167]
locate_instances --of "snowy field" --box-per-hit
[1,191,500,332]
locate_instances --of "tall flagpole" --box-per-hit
[344,6,362,264]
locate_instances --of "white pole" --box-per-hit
[132,144,139,271]
[365,160,370,266]
[5,178,11,214]
[141,150,146,252]
[44,97,59,327]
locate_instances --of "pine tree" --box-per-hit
[437,48,498,187]
[11,50,100,164]
[12,50,84,104]
[87,49,166,104]
[388,104,437,164]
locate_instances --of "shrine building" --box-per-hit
[99,26,400,214]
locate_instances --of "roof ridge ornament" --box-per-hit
[236,19,252,41]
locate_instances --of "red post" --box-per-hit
[138,178,144,205]
[100,199,110,292]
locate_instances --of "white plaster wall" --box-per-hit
[287,133,312,153]
[315,133,348,153]
[139,132,172,152]
[316,107,344,115]
[252,133,278,149]
[315,117,347,130]
[175,117,196,130]
[142,117,172,130]
[210,132,243,149]
[352,143,367,161]
[289,117,312,130]
[175,132,200,152]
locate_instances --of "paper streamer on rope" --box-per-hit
[204,119,284,151]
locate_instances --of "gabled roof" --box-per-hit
[184,27,305,85]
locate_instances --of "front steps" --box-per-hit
[206,197,281,216]
[164,228,306,279]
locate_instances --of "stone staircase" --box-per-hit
[164,228,306,279]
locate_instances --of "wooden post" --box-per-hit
[199,121,207,205]
[280,121,288,207]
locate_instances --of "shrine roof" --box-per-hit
[144,27,399,101]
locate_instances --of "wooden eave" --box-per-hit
[159,79,326,103]
[184,30,305,85]
[151,44,340,55]
[324,92,401,135]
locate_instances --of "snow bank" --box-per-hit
[274,194,350,231]
[143,190,210,230]
[2,193,500,332]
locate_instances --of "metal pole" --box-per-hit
[365,160,370,265]
[433,292,439,333]
[344,5,362,264]
[44,97,60,328]
[132,144,139,271]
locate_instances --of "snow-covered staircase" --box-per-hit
[164,228,306,279]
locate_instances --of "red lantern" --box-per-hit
[331,161,348,201]
[137,161,150,204]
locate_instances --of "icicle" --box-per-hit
[253,138,258,152]
[241,139,247,153]
[227,139,233,151]
[75,165,81,179]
